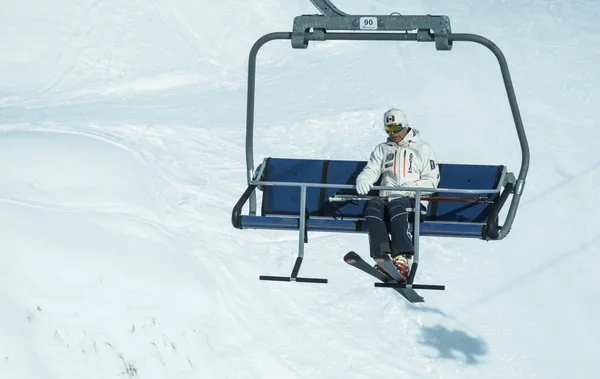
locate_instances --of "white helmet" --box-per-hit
[383,108,409,134]
[383,108,408,127]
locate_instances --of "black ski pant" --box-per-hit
[364,197,422,258]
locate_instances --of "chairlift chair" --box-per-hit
[231,0,530,302]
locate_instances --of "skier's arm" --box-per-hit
[405,144,440,191]
[357,145,383,185]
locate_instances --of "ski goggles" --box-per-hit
[384,123,405,134]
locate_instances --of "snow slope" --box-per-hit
[1,0,599,378]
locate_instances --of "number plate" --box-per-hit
[359,17,378,30]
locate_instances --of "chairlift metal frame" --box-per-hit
[233,0,530,298]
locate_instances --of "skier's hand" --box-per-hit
[396,181,415,198]
[397,190,414,198]
[395,180,435,198]
[356,179,372,195]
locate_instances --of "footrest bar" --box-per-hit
[375,282,445,290]
[259,275,328,283]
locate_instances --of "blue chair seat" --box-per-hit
[237,157,505,239]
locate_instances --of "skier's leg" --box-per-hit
[387,197,415,256]
[364,198,391,258]
[387,199,428,280]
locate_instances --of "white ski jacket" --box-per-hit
[356,128,440,208]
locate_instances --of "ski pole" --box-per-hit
[328,194,493,204]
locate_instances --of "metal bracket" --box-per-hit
[504,172,517,187]
[514,179,526,195]
[292,0,452,50]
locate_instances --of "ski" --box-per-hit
[344,251,395,283]
[344,251,425,303]
[373,253,407,283]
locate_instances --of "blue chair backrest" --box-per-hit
[260,158,503,223]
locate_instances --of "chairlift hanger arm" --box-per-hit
[294,0,452,50]
[309,0,348,16]
[242,1,530,241]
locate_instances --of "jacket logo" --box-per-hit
[408,153,414,173]
[430,160,436,170]
[385,153,394,162]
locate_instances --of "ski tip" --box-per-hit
[343,251,359,263]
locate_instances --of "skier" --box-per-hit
[355,108,440,281]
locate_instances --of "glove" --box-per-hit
[356,179,372,195]
[396,180,435,198]
[391,181,413,198]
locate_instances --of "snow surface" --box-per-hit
[1,0,599,378]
